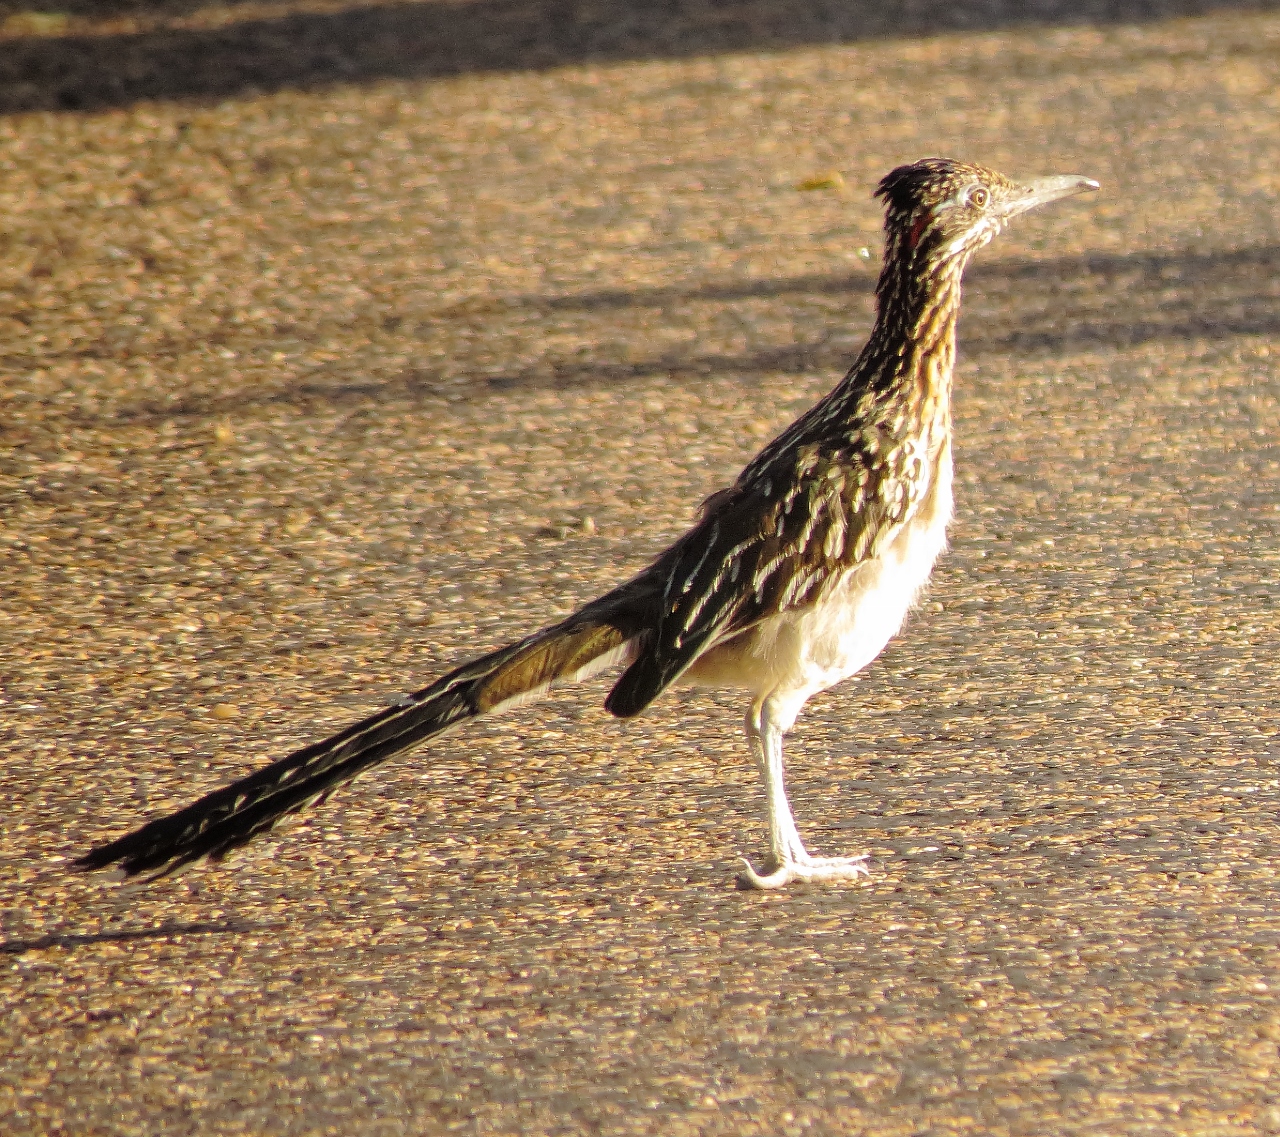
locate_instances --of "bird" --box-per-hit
[76,158,1098,889]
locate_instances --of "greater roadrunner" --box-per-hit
[77,158,1097,889]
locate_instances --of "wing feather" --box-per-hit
[606,434,923,717]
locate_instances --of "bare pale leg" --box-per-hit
[737,699,870,889]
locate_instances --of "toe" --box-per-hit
[736,857,795,890]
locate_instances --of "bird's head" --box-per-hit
[874,157,1098,268]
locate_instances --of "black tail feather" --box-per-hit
[74,668,479,877]
[75,607,642,879]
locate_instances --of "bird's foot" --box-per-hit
[736,852,870,890]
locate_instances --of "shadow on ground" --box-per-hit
[0,0,1276,112]
[0,918,270,955]
[89,241,1280,424]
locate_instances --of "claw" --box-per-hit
[736,853,870,890]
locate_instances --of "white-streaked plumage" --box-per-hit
[76,160,1096,889]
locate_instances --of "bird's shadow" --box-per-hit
[0,918,271,956]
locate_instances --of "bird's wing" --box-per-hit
[605,428,923,716]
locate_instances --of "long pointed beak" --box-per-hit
[1002,174,1099,219]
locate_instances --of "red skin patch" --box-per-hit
[908,213,928,250]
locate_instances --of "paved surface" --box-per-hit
[4,2,1280,1134]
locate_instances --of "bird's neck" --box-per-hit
[733,241,970,487]
[861,245,968,426]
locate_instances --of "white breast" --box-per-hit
[684,440,954,730]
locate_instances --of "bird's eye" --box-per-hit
[970,186,990,209]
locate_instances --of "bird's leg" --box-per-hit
[738,699,870,889]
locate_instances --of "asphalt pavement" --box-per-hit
[3,3,1280,1134]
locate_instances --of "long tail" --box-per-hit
[75,594,648,879]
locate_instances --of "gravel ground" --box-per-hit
[4,3,1280,1134]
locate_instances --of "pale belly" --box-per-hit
[684,448,954,723]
